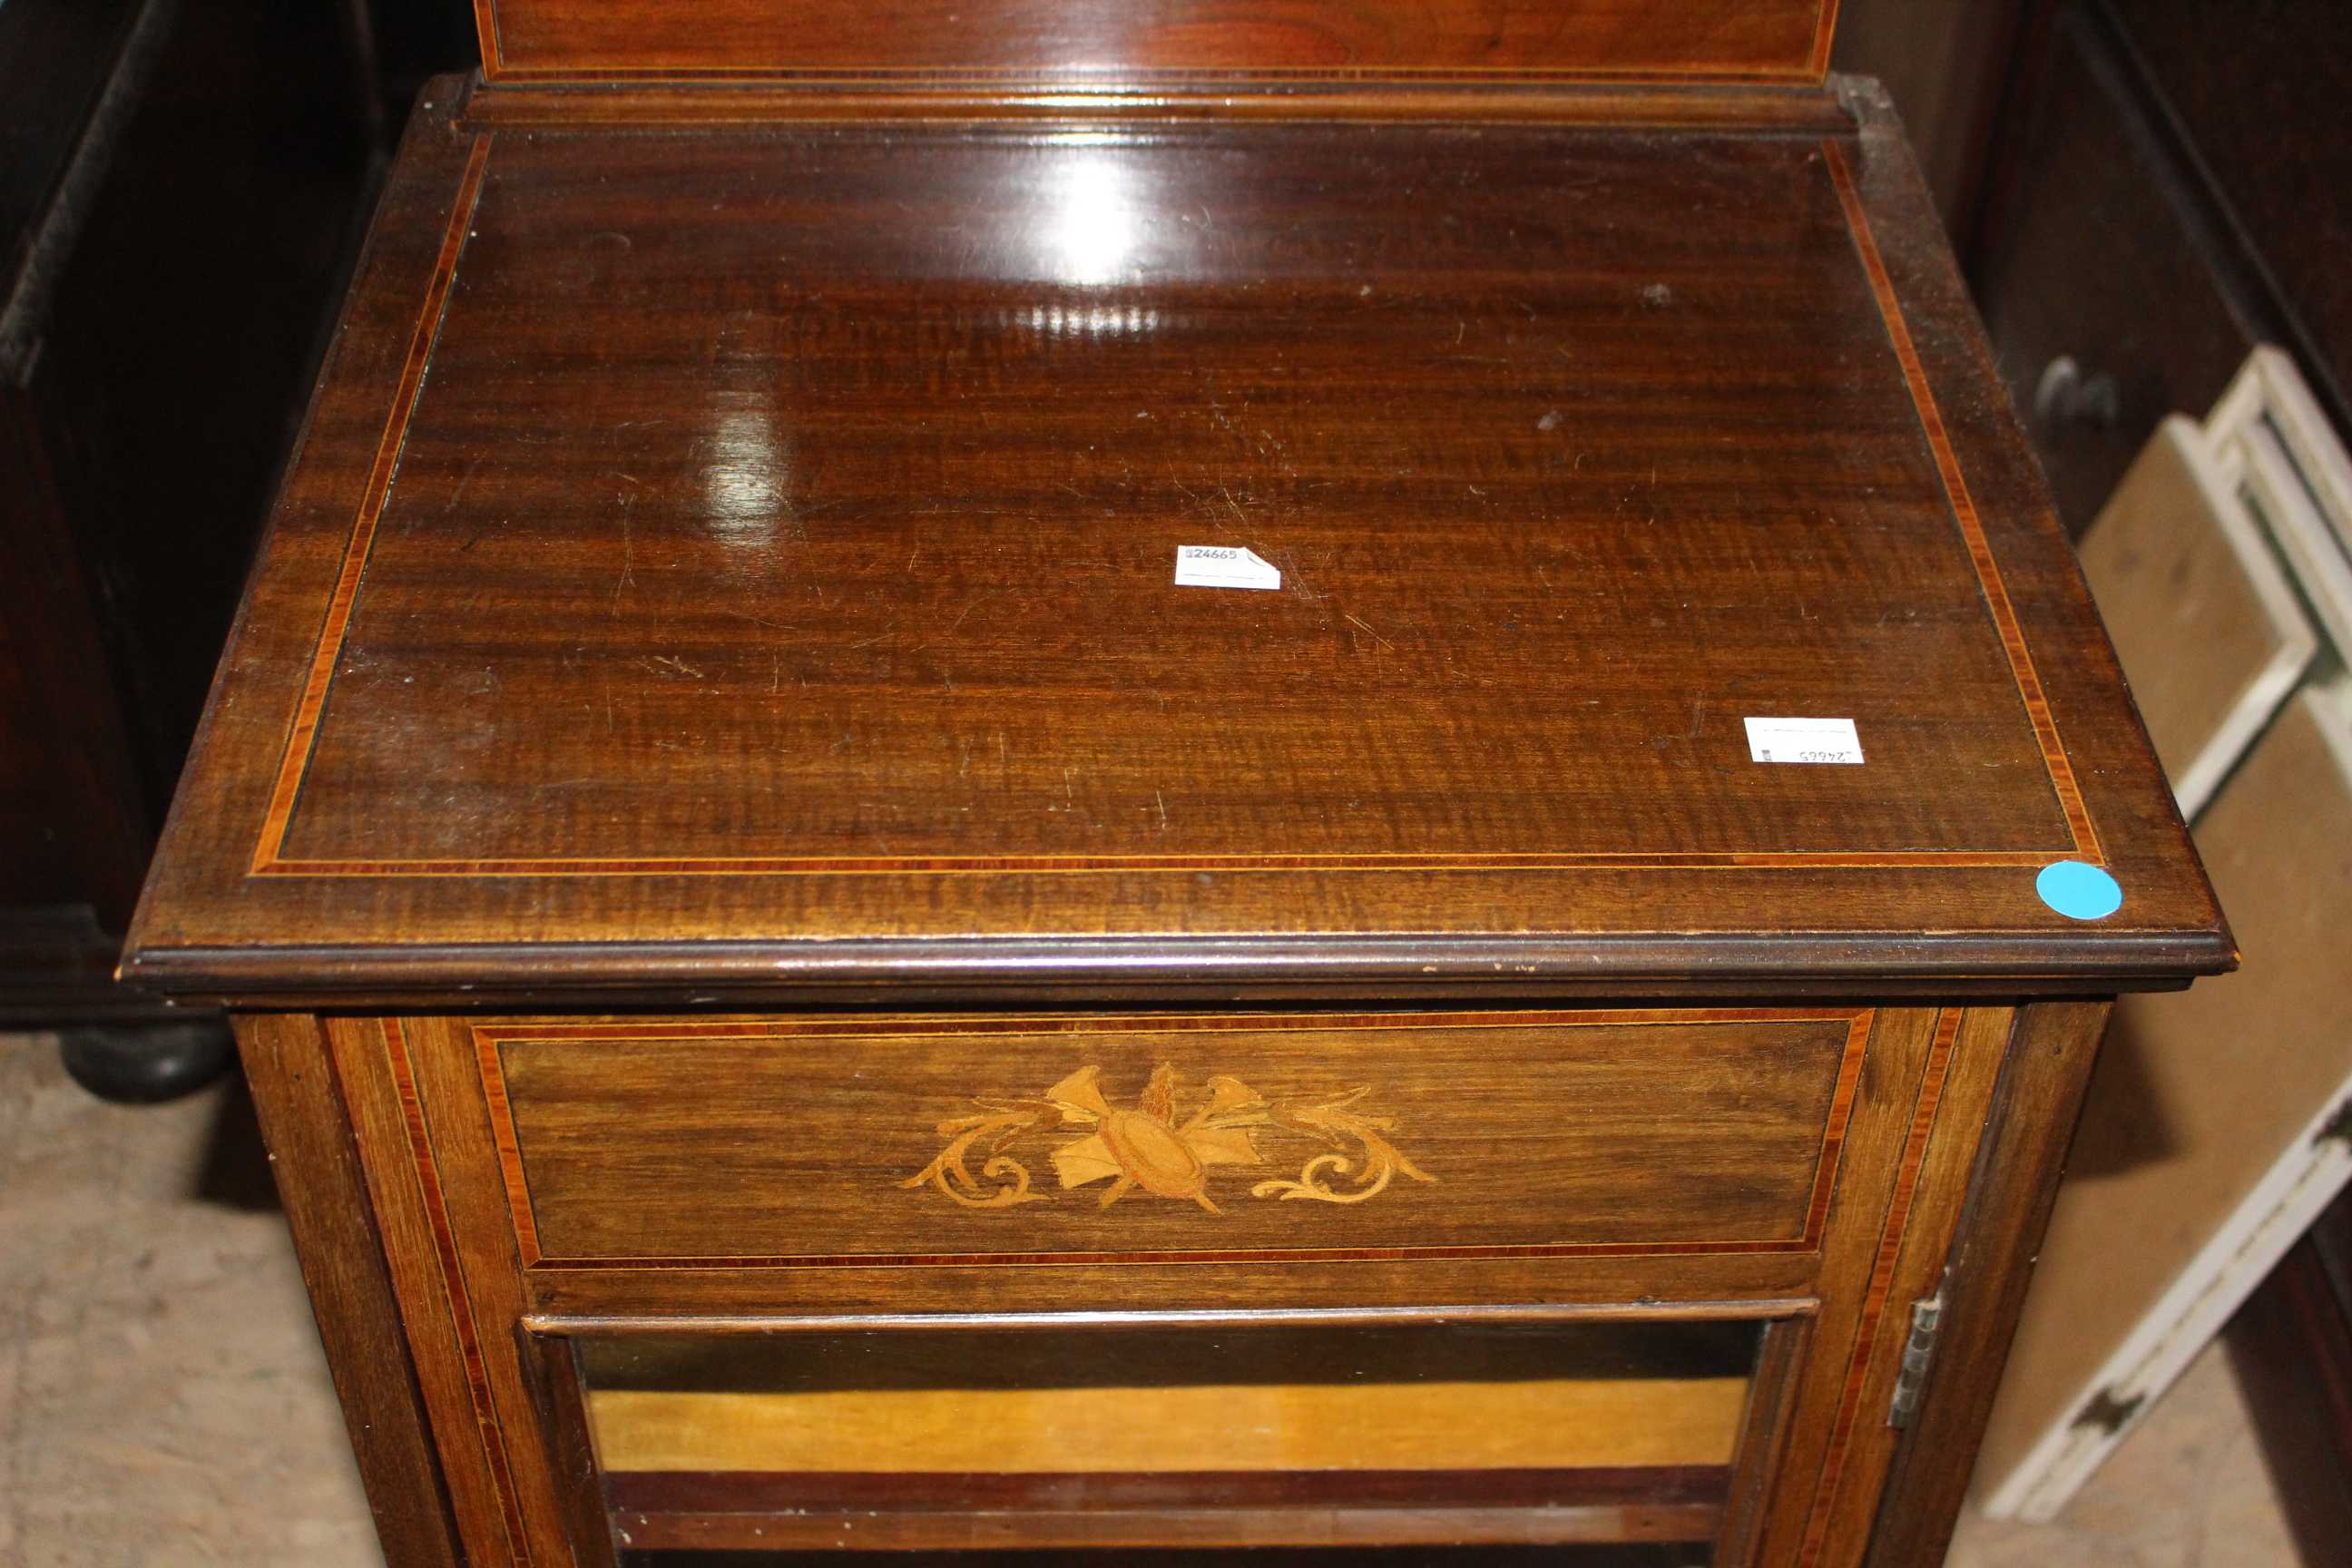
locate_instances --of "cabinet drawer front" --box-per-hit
[469,1009,1871,1269]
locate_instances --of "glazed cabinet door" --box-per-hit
[532,1314,1807,1560]
[314,1004,2012,1567]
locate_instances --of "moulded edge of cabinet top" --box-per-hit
[118,81,2231,1006]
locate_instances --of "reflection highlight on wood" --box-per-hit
[590,1376,1749,1475]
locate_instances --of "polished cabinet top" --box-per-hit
[123,83,2227,1003]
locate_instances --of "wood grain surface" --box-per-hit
[266,132,2074,877]
[481,1009,1866,1268]
[122,89,2225,1004]
[395,1005,1964,1322]
[473,0,1838,84]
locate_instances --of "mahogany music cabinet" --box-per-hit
[122,4,2231,1564]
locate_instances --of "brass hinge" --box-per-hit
[1886,1292,1945,1429]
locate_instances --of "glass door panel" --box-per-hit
[557,1317,1782,1562]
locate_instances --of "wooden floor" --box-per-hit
[0,1031,2307,1566]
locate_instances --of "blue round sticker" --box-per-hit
[2036,860,2122,921]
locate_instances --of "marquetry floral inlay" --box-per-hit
[900,1063,1435,1213]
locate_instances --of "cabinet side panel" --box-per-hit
[1749,1005,1941,1565]
[232,1014,463,1568]
[1775,1004,2012,1563]
[1861,998,2112,1568]
[325,1014,534,1565]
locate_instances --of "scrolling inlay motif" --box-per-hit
[902,1063,1435,1214]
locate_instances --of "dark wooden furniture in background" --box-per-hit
[123,2,2229,1563]
[1828,0,2034,247]
[0,0,392,1090]
[1966,0,2352,537]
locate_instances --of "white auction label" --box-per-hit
[1173,545,1281,592]
[1744,716,1865,765]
